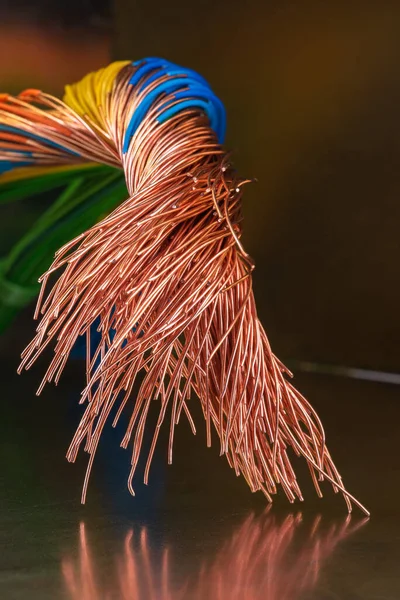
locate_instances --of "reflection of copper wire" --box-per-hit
[194,512,368,600]
[62,514,367,600]
[2,60,368,513]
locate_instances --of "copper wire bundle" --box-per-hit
[0,59,368,514]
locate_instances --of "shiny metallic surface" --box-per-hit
[0,349,398,599]
[0,2,399,598]
[4,64,367,515]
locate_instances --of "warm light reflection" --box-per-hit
[62,512,366,599]
[192,512,367,599]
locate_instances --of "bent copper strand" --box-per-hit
[0,58,368,515]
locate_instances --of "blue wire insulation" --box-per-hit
[0,160,32,174]
[123,57,226,153]
[0,124,81,155]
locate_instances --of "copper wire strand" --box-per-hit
[3,64,370,516]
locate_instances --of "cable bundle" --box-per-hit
[0,58,368,514]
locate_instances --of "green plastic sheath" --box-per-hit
[0,167,128,332]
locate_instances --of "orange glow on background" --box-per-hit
[0,24,110,94]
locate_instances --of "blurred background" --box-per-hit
[0,1,399,599]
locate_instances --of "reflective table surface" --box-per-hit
[0,339,399,599]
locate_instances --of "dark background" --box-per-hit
[0,2,399,599]
[115,0,400,372]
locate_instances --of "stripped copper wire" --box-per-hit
[0,59,369,515]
